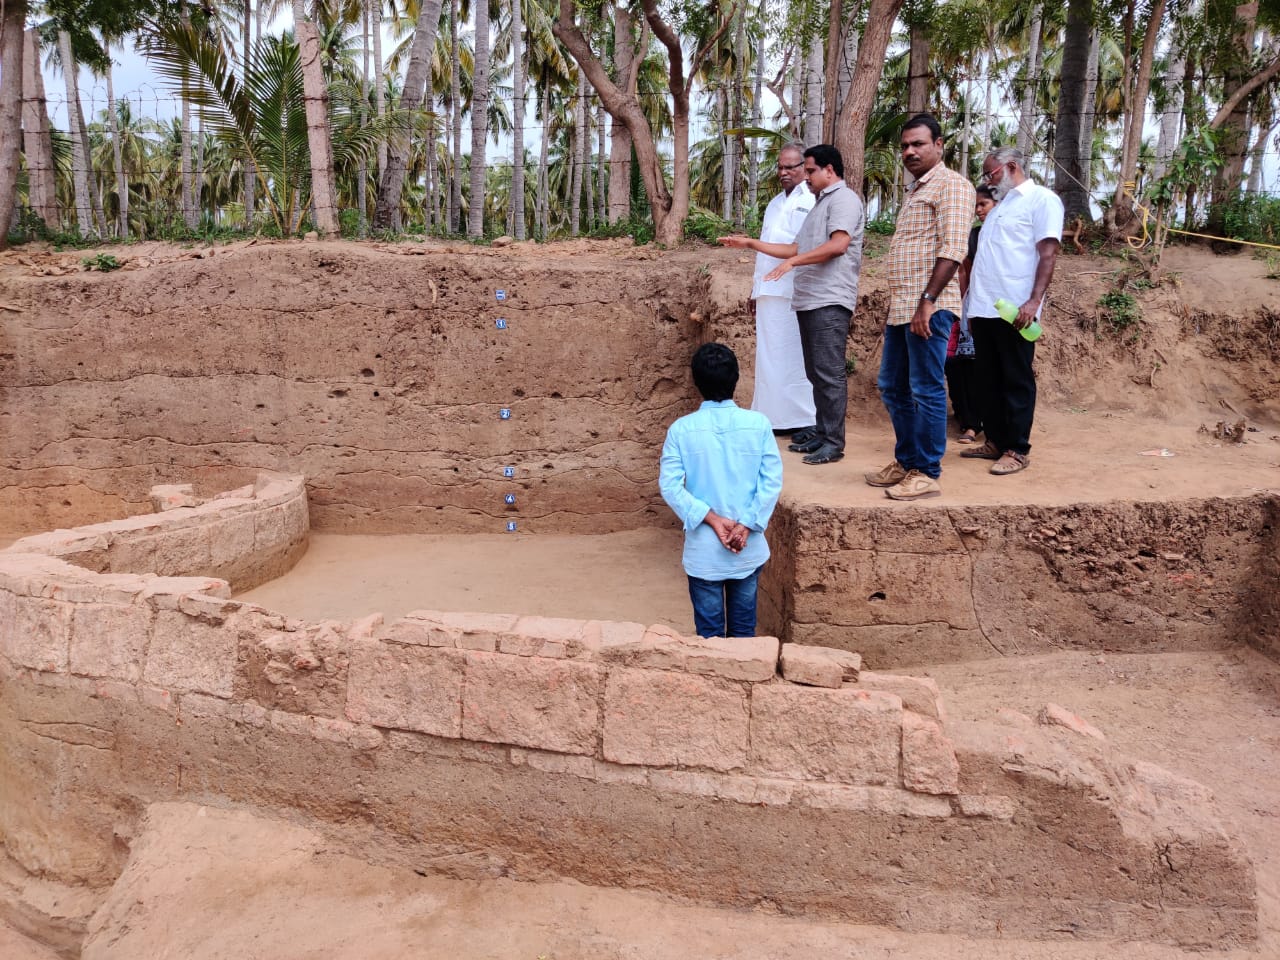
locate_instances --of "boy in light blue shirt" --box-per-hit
[659,343,784,638]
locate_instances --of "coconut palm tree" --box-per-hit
[145,19,389,234]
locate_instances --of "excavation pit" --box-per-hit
[1,240,1279,956]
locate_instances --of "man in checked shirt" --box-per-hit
[865,114,976,500]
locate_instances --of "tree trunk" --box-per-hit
[596,101,607,225]
[1208,3,1264,234]
[357,2,369,234]
[295,16,340,235]
[834,0,906,193]
[181,94,197,229]
[194,116,204,223]
[555,0,729,246]
[748,0,763,217]
[512,0,526,239]
[0,0,25,248]
[1152,29,1186,183]
[372,0,386,180]
[803,39,823,145]
[581,84,594,230]
[20,24,58,233]
[539,80,550,236]
[450,0,463,232]
[106,50,128,237]
[467,0,491,237]
[907,18,929,115]
[1053,0,1092,222]
[243,0,255,226]
[570,72,584,236]
[374,0,445,230]
[1247,108,1273,192]
[606,4,638,223]
[1079,29,1100,193]
[1015,5,1043,157]
[1109,0,1167,234]
[720,86,732,220]
[57,30,95,237]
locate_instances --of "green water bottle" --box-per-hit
[994,298,1043,342]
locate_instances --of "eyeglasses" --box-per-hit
[979,164,1008,184]
[778,161,804,171]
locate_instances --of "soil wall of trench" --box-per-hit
[2,239,1279,668]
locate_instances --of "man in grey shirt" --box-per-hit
[721,144,864,464]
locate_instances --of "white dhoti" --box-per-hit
[752,295,816,430]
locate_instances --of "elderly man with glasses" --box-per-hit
[961,146,1064,477]
[718,142,816,437]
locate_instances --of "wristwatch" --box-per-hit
[920,292,937,303]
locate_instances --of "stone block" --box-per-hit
[142,577,232,610]
[394,610,519,651]
[153,527,213,577]
[346,642,464,737]
[750,683,902,785]
[69,601,153,681]
[503,615,595,658]
[461,651,602,755]
[901,712,960,795]
[209,514,256,568]
[143,610,238,697]
[253,505,290,552]
[4,595,73,672]
[856,671,945,722]
[509,748,596,779]
[780,644,861,687]
[957,795,1017,820]
[150,483,199,511]
[599,624,778,682]
[602,667,749,771]
[802,782,953,818]
[1038,702,1107,741]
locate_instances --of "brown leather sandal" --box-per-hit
[960,440,1001,460]
[990,451,1029,475]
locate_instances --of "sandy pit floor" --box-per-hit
[236,527,696,633]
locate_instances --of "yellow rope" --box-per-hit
[1122,181,1280,252]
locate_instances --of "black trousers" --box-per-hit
[970,315,1036,456]
[944,356,982,434]
[796,304,853,452]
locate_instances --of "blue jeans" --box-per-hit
[687,567,762,638]
[877,309,954,479]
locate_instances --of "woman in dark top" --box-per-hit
[947,186,996,444]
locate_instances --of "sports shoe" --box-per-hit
[864,460,908,487]
[884,470,942,500]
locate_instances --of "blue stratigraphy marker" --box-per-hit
[499,408,511,420]
[503,466,515,478]
[495,318,507,329]
[496,289,507,301]
[506,520,518,532]
[504,493,517,506]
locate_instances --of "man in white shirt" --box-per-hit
[963,147,1063,477]
[721,142,816,437]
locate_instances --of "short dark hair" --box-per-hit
[803,144,844,178]
[902,113,943,142]
[976,184,995,201]
[691,342,738,402]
